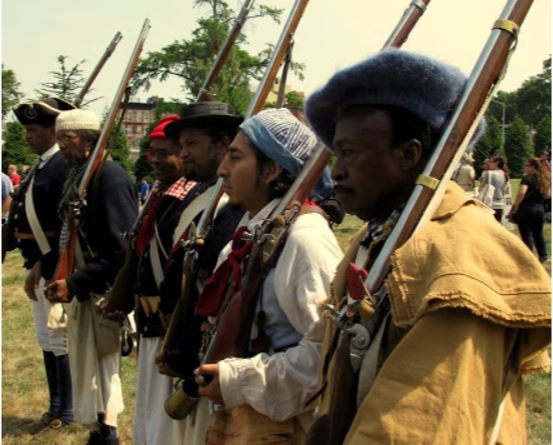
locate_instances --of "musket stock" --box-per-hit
[199,0,311,368]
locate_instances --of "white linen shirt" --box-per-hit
[216,199,343,422]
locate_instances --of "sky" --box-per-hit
[2,0,551,119]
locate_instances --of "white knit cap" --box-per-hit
[55,109,101,133]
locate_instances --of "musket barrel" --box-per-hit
[78,19,150,199]
[195,0,311,239]
[383,0,431,48]
[246,0,309,117]
[268,0,432,220]
[367,0,533,292]
[75,31,123,107]
[196,0,256,102]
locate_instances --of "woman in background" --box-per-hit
[509,157,551,263]
[478,155,509,222]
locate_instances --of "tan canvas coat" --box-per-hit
[317,182,551,445]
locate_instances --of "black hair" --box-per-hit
[252,144,295,200]
[380,105,438,161]
[195,125,238,145]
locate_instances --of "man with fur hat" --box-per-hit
[45,108,138,445]
[153,101,244,444]
[303,49,551,444]
[7,97,76,432]
[195,107,343,443]
[104,115,200,445]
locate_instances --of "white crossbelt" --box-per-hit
[171,186,228,246]
[24,176,51,256]
[149,222,167,289]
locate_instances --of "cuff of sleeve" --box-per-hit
[66,276,85,302]
[218,359,247,409]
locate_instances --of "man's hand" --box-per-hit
[100,299,127,321]
[44,279,71,303]
[24,262,42,301]
[155,351,181,378]
[196,363,224,405]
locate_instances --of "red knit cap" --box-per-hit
[148,115,180,141]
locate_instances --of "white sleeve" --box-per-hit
[218,213,342,421]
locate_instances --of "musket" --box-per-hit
[164,0,311,419]
[104,1,256,315]
[197,0,256,102]
[266,0,433,229]
[276,40,294,107]
[74,31,123,107]
[213,0,434,361]
[51,19,151,295]
[308,1,533,443]
[366,0,532,294]
[102,190,155,313]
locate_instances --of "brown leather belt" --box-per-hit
[15,231,57,239]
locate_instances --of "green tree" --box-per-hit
[284,90,304,108]
[512,56,551,129]
[133,100,181,183]
[35,55,99,106]
[533,116,551,156]
[473,115,503,175]
[2,121,36,172]
[505,115,534,178]
[2,66,23,119]
[131,1,303,114]
[108,126,133,175]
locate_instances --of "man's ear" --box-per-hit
[396,138,423,172]
[215,136,231,158]
[261,161,283,185]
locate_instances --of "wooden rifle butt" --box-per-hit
[202,289,243,365]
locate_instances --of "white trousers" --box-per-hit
[132,336,187,445]
[67,297,124,427]
[132,336,211,445]
[31,275,68,356]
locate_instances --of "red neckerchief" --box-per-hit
[135,178,197,257]
[196,226,253,317]
[135,194,166,256]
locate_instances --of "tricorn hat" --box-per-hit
[13,97,76,127]
[164,101,243,140]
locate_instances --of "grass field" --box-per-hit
[2,209,551,444]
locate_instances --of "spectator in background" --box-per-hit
[509,157,551,263]
[541,150,552,221]
[139,177,151,205]
[478,155,508,222]
[2,171,14,220]
[21,164,31,180]
[482,157,492,171]
[452,152,476,196]
[8,164,21,190]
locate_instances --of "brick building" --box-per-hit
[119,102,156,160]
